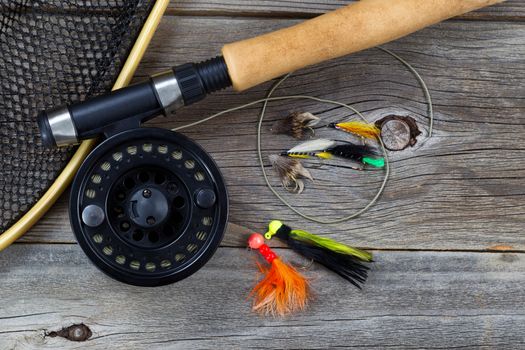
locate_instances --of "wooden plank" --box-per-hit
[167,0,525,20]
[22,17,525,251]
[0,244,524,349]
[4,0,520,19]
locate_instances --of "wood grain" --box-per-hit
[22,17,525,251]
[0,244,523,349]
[167,0,525,20]
[2,7,524,349]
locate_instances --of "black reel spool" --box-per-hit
[71,128,228,286]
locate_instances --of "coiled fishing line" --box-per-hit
[174,47,434,224]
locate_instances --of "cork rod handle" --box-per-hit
[222,0,504,92]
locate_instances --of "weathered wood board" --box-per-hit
[167,0,525,19]
[2,1,524,349]
[0,245,524,349]
[23,17,525,251]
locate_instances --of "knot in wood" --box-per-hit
[376,115,422,151]
[47,323,92,342]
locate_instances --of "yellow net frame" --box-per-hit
[0,0,171,251]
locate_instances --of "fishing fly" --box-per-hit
[269,154,314,194]
[283,139,385,168]
[265,220,372,288]
[248,233,310,316]
[328,120,381,140]
[272,112,321,139]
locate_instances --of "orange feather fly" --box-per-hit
[248,233,309,317]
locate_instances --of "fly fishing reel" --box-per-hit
[71,129,227,286]
[38,58,232,286]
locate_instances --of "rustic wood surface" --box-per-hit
[25,16,525,251]
[166,0,525,19]
[1,245,524,349]
[2,1,524,349]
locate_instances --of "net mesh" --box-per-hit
[0,0,155,233]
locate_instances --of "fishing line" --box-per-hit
[256,81,390,224]
[173,47,433,224]
[378,47,434,137]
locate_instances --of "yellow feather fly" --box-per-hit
[329,121,381,140]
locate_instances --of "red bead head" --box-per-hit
[248,233,265,249]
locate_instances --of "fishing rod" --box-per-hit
[36,0,503,286]
[38,0,503,148]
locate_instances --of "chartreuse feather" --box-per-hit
[266,220,373,262]
[290,229,373,262]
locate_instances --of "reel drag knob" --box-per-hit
[128,188,169,229]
